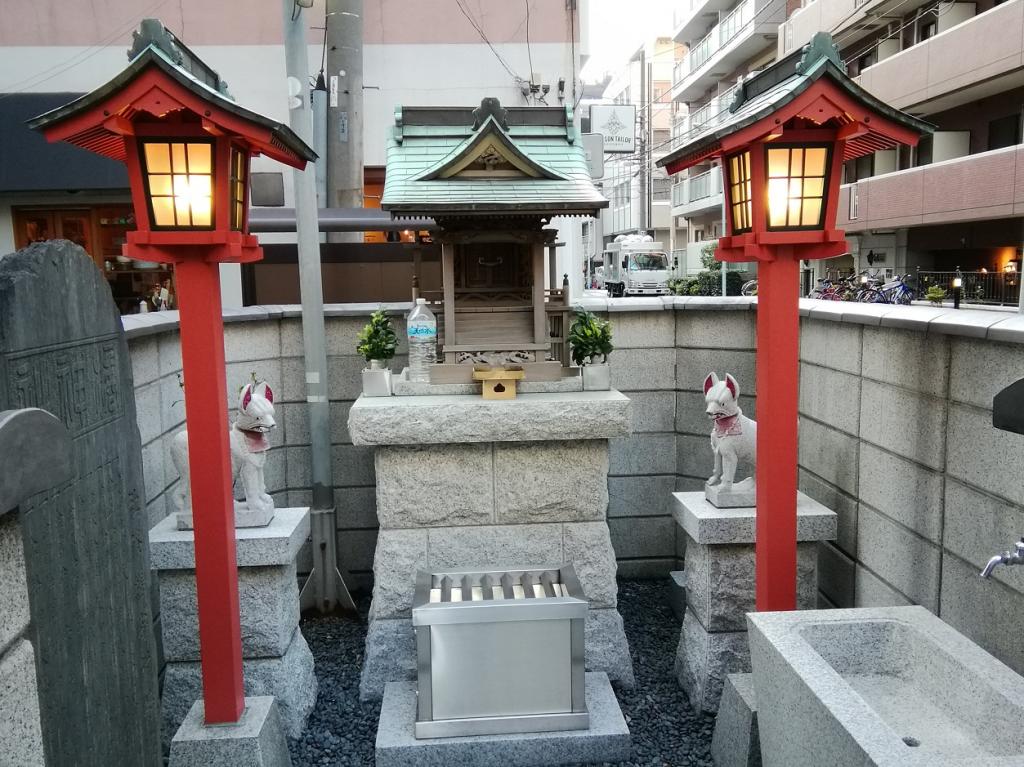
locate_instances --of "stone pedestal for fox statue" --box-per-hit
[703,372,757,508]
[172,379,277,529]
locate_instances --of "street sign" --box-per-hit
[590,104,636,153]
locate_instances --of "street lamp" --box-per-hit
[952,271,963,309]
[30,29,314,726]
[658,33,932,611]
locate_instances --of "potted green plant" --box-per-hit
[357,309,397,396]
[568,309,613,390]
[925,285,946,305]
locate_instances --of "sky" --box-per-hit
[580,0,675,84]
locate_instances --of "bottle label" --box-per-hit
[408,321,437,338]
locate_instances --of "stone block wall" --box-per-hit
[124,299,1024,679]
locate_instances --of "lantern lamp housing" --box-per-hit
[28,30,314,265]
[658,33,933,265]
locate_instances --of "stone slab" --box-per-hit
[158,562,299,661]
[169,696,291,767]
[676,608,750,713]
[175,503,275,531]
[711,673,761,767]
[685,541,820,632]
[669,570,687,622]
[672,492,837,545]
[392,370,582,396]
[375,673,630,767]
[348,391,632,445]
[0,514,30,649]
[161,628,316,746]
[375,444,494,528]
[0,639,44,767]
[705,479,756,509]
[150,507,310,569]
[495,441,609,523]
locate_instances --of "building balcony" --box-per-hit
[838,144,1024,232]
[670,167,724,218]
[853,0,1022,113]
[673,0,744,48]
[672,0,786,103]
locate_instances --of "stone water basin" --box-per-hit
[747,606,1024,766]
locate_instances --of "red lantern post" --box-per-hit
[659,34,931,611]
[31,39,315,722]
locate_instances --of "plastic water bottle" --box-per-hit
[406,298,437,382]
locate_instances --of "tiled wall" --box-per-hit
[126,300,1024,675]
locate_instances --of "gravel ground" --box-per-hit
[289,579,715,767]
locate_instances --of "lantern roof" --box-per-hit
[27,23,315,169]
[657,33,934,175]
[381,97,608,218]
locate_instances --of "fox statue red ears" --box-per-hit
[703,372,739,399]
[240,380,274,413]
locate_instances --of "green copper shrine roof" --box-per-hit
[381,98,607,218]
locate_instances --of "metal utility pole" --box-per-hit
[326,0,363,243]
[638,48,647,233]
[646,59,654,236]
[282,0,356,614]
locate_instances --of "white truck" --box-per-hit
[600,235,672,297]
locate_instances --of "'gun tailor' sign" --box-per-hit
[590,105,636,153]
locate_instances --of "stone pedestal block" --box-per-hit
[0,639,44,767]
[676,609,750,713]
[672,492,837,713]
[711,673,761,767]
[353,393,635,703]
[151,509,314,745]
[169,696,292,767]
[162,628,316,744]
[668,570,687,622]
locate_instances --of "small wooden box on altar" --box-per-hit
[472,365,525,400]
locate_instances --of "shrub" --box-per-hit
[356,309,398,363]
[692,270,744,296]
[925,285,946,305]
[568,309,613,366]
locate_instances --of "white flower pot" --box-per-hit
[581,363,610,391]
[362,361,393,397]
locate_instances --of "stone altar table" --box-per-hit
[672,491,836,712]
[349,391,636,699]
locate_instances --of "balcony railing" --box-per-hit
[687,0,755,76]
[671,167,723,210]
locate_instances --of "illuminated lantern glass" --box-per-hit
[229,147,247,231]
[727,151,752,234]
[141,140,214,228]
[765,145,830,230]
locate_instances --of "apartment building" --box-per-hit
[783,0,1024,293]
[0,0,590,309]
[593,36,679,254]
[669,0,787,273]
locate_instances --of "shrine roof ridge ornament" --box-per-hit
[656,32,934,175]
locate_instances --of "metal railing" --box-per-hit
[917,269,1021,307]
[689,167,722,201]
[688,0,755,75]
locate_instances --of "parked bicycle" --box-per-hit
[741,279,758,296]
[857,273,915,305]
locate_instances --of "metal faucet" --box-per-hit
[981,538,1024,578]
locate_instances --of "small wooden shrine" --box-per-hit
[381,97,607,381]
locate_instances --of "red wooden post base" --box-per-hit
[174,258,245,724]
[755,253,800,612]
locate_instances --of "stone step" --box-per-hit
[711,673,761,767]
[375,672,631,767]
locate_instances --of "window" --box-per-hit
[727,151,752,233]
[229,147,246,231]
[988,113,1021,151]
[141,140,214,228]
[765,145,830,229]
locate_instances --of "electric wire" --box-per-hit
[0,0,173,99]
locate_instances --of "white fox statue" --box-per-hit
[704,371,757,508]
[172,378,277,529]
